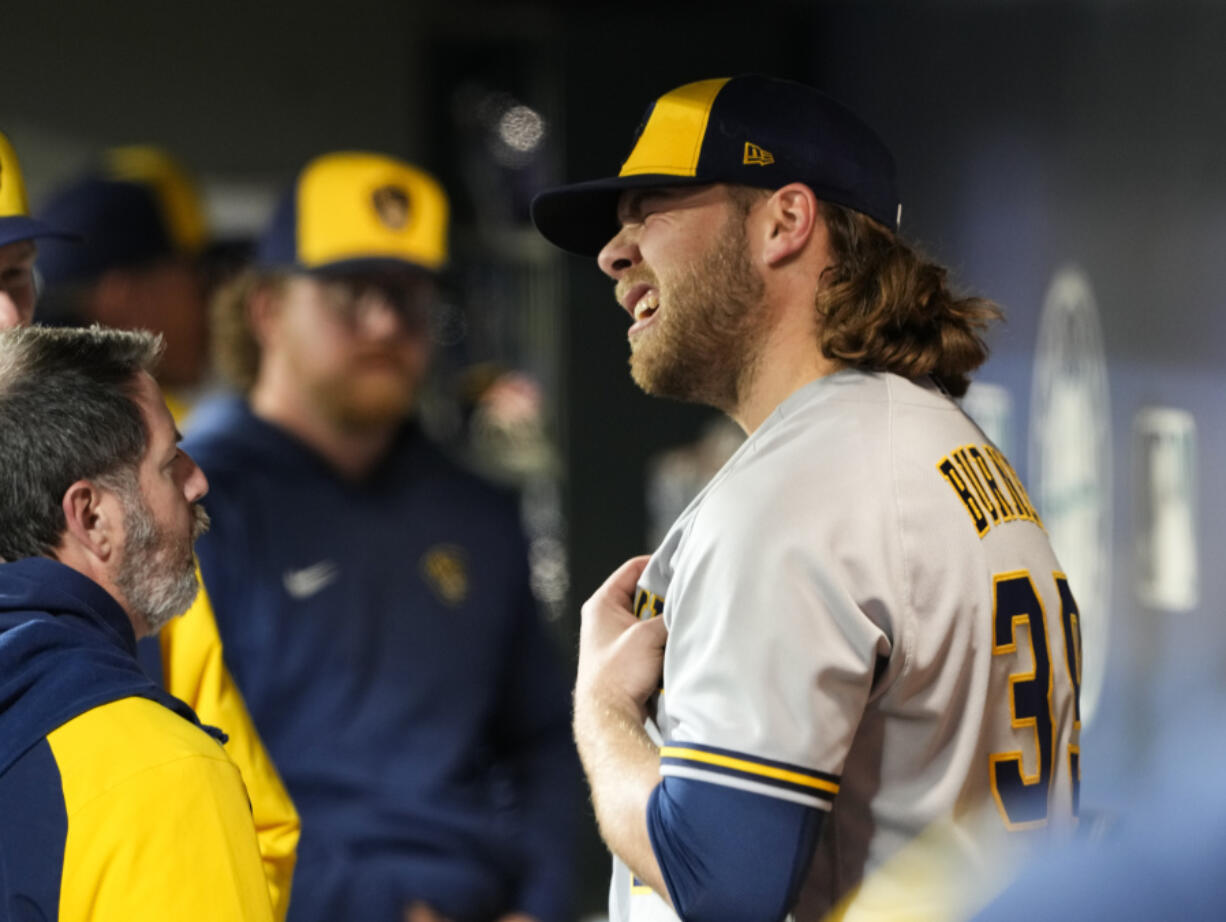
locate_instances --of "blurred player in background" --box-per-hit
[192,150,578,922]
[36,146,211,420]
[0,131,76,329]
[3,133,299,919]
[532,74,1082,921]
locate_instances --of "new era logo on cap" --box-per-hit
[743,143,775,166]
[530,74,901,257]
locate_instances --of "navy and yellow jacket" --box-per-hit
[0,557,274,921]
[143,579,299,920]
[184,398,580,922]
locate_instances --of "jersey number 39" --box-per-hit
[989,570,1081,830]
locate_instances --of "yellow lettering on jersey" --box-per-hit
[633,587,665,621]
[938,456,989,536]
[982,444,1030,524]
[953,446,999,524]
[984,444,1044,528]
[969,446,1016,522]
[989,570,1056,831]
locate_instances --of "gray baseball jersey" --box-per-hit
[611,369,1081,922]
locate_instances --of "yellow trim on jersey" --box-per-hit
[660,746,840,795]
[619,78,730,177]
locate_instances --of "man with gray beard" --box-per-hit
[0,325,275,921]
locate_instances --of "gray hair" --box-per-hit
[0,325,164,560]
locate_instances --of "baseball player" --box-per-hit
[0,131,75,328]
[186,151,578,922]
[35,146,212,419]
[532,75,1082,921]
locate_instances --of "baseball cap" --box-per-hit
[531,74,900,257]
[104,146,209,254]
[36,146,207,284]
[0,131,77,248]
[256,152,449,275]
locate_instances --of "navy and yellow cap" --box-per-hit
[0,131,77,248]
[531,75,900,257]
[36,146,207,284]
[256,152,449,275]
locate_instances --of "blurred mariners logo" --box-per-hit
[743,142,774,166]
[420,544,469,606]
[1028,264,1111,726]
[372,184,410,230]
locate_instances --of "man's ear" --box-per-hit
[246,281,284,350]
[759,183,820,267]
[60,479,119,564]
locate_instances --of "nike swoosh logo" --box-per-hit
[283,560,340,599]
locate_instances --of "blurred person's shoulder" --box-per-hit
[181,393,306,483]
[387,423,523,530]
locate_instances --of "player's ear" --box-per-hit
[59,478,121,564]
[759,183,819,267]
[247,277,286,349]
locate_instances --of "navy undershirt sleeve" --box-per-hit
[646,775,824,922]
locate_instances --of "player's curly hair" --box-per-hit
[815,202,1001,398]
[210,269,286,393]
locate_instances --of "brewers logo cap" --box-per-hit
[531,74,900,257]
[257,152,449,274]
[36,146,206,284]
[0,131,76,249]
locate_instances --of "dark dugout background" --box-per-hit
[5,0,1224,914]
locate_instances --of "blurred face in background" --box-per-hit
[87,256,208,388]
[0,241,39,329]
[263,268,434,432]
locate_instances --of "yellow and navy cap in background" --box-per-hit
[104,146,209,255]
[256,152,449,275]
[0,131,76,249]
[36,146,207,285]
[531,75,900,257]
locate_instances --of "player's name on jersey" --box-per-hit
[937,443,1042,538]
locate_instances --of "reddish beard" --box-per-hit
[313,353,421,431]
[627,209,767,413]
